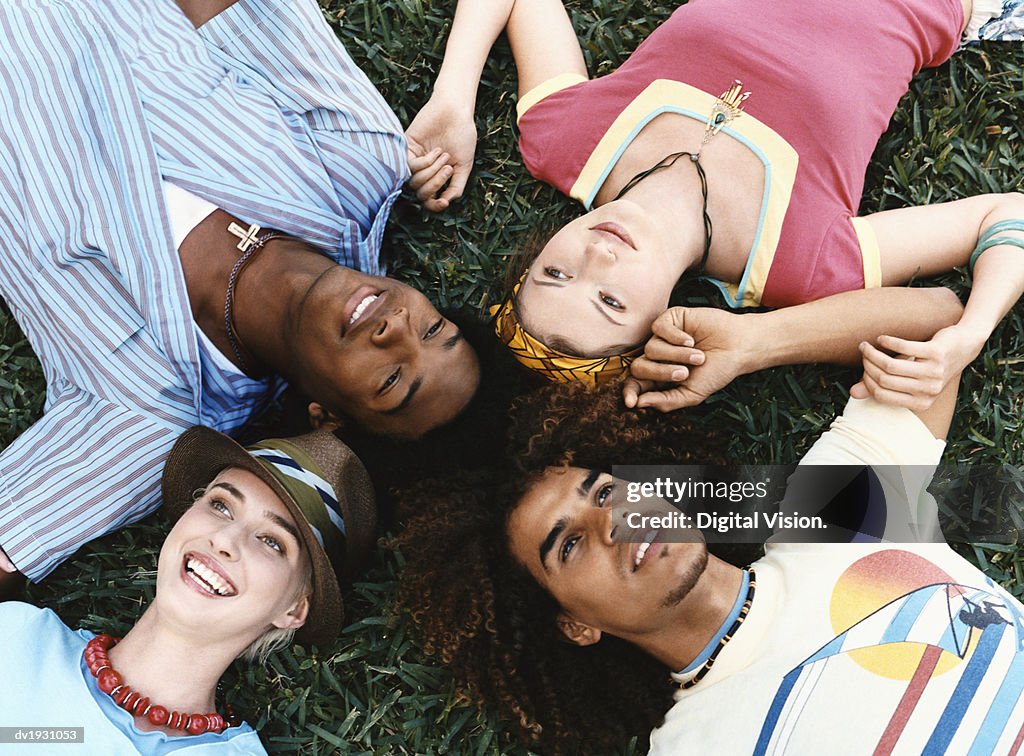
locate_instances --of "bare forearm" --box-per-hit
[960,249,1024,344]
[740,287,964,373]
[432,0,584,107]
[957,196,1024,348]
[431,0,517,108]
[913,365,959,440]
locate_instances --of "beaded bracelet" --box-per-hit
[968,219,1024,275]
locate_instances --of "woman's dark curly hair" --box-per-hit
[395,381,733,754]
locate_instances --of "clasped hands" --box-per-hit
[623,307,979,413]
[405,93,477,212]
[851,324,985,411]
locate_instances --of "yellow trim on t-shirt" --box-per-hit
[516,73,589,121]
[850,216,882,289]
[566,80,798,308]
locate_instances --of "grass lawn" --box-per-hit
[2,1,1023,753]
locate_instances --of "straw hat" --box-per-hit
[161,426,376,647]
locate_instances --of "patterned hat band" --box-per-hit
[490,272,642,386]
[248,440,347,576]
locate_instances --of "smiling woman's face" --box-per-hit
[156,468,311,647]
[516,201,677,357]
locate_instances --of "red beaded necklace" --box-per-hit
[84,634,235,736]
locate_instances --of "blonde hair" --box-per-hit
[240,554,314,664]
[242,626,297,664]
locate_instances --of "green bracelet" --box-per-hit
[969,219,1024,274]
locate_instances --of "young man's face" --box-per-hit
[507,466,708,642]
[289,269,481,439]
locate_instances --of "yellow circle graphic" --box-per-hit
[828,550,975,680]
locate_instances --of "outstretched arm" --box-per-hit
[406,0,586,210]
[0,387,177,591]
[851,193,1024,409]
[623,286,964,411]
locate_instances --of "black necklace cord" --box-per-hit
[613,150,713,276]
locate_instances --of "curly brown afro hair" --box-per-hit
[395,381,735,754]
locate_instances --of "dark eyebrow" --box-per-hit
[540,517,568,572]
[383,376,423,415]
[549,335,634,360]
[211,481,244,499]
[546,336,585,357]
[265,511,303,550]
[578,469,602,499]
[443,330,464,351]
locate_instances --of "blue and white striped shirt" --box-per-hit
[0,0,408,580]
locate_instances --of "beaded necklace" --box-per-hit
[84,634,238,735]
[678,568,756,689]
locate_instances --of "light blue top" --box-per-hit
[0,0,408,580]
[0,602,266,754]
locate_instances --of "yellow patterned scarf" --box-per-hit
[490,276,641,386]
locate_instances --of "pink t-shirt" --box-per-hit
[517,0,962,307]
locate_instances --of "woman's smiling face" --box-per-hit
[156,468,311,646]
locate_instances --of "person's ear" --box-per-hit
[308,402,344,433]
[273,594,310,631]
[556,612,602,646]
